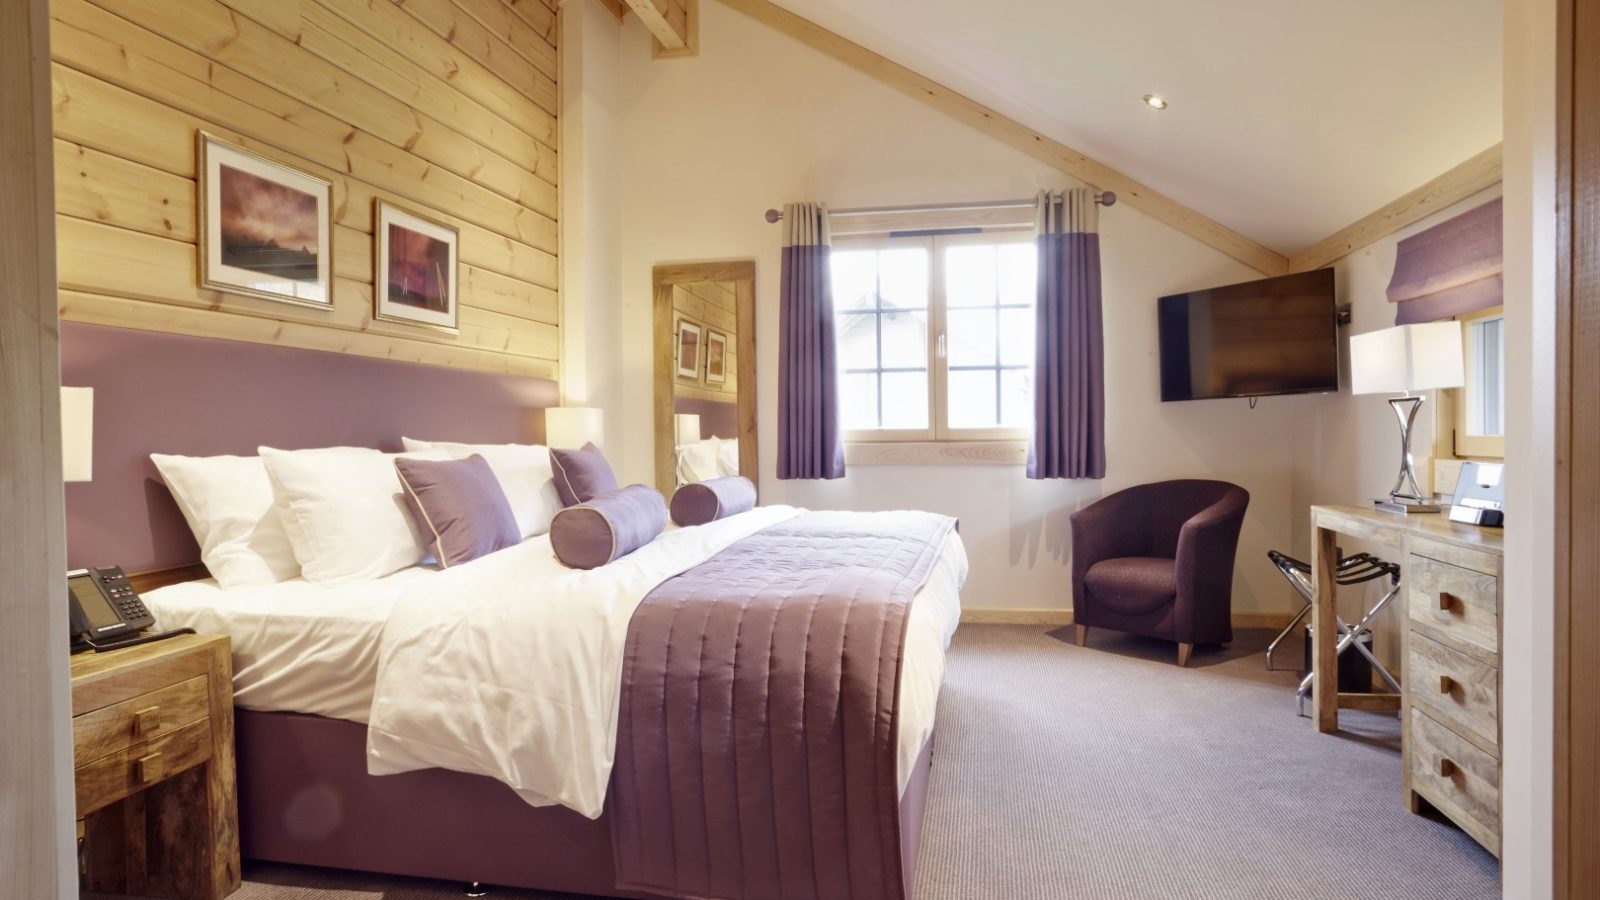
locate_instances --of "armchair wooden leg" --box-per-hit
[1075,624,1088,647]
[1177,643,1194,667]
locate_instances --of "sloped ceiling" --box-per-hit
[765,0,1502,256]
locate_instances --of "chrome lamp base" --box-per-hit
[1373,395,1443,515]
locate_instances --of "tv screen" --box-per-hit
[1157,268,1339,402]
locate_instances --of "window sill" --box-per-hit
[844,440,1027,466]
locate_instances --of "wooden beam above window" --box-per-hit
[713,0,1289,276]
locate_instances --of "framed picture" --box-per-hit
[375,201,459,332]
[676,319,702,379]
[198,132,332,309]
[704,329,728,385]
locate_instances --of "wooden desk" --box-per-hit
[1310,504,1505,855]
[72,633,241,899]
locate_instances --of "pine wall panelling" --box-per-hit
[672,280,739,404]
[49,0,561,377]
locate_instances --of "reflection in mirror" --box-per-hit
[1463,311,1504,437]
[653,263,757,496]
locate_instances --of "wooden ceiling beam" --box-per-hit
[713,0,1288,276]
[622,0,695,54]
[1288,144,1503,272]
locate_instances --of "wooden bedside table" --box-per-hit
[72,633,241,900]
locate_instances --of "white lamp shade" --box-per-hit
[545,406,604,450]
[674,414,702,447]
[61,386,94,482]
[1349,322,1465,395]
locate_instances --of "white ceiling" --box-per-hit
[768,0,1503,255]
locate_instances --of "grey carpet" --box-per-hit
[231,625,1500,900]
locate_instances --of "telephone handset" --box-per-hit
[67,566,190,653]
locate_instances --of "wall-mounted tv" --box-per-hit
[1157,267,1339,402]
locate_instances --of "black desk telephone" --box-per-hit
[67,566,191,653]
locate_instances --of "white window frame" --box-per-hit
[833,228,1036,447]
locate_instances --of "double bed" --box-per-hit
[64,323,967,900]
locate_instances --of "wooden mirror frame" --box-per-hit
[652,261,757,495]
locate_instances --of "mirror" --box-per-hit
[653,262,757,495]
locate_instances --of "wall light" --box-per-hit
[1143,94,1168,110]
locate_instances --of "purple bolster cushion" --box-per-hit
[550,442,619,507]
[550,484,668,570]
[670,476,757,527]
[395,455,521,568]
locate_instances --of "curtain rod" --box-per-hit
[762,193,1116,223]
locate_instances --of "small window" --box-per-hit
[1451,305,1505,459]
[832,231,1036,443]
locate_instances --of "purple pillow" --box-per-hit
[395,455,520,568]
[550,442,619,507]
[549,484,667,570]
[670,476,757,527]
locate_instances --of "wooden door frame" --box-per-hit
[1555,0,1597,894]
[0,0,75,894]
[652,261,758,495]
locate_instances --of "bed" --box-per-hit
[62,322,966,900]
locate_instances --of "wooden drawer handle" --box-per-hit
[1438,675,1455,694]
[134,752,163,784]
[132,705,161,738]
[1437,757,1457,779]
[1437,591,1458,612]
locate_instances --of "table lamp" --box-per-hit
[1349,322,1464,513]
[674,414,702,447]
[61,386,94,482]
[544,406,604,450]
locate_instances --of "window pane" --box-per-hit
[999,307,1035,366]
[948,308,997,366]
[881,372,929,429]
[1469,316,1505,436]
[998,243,1037,306]
[881,310,927,368]
[837,312,878,370]
[878,248,929,310]
[841,372,879,430]
[1000,369,1033,429]
[945,245,997,308]
[948,370,998,429]
[831,251,877,310]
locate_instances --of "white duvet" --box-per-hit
[366,505,967,819]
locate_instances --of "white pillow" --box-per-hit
[259,446,446,585]
[401,438,561,538]
[676,437,724,485]
[716,438,740,476]
[150,453,300,589]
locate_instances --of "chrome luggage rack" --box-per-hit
[1264,549,1403,716]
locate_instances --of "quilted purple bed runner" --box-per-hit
[610,510,957,900]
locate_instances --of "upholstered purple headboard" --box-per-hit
[673,396,739,441]
[60,322,560,573]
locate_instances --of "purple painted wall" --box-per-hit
[673,396,738,440]
[59,322,559,572]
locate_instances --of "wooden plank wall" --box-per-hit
[49,0,561,378]
[672,281,738,403]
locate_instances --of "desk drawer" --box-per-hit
[72,675,209,768]
[1409,708,1500,846]
[1407,633,1499,750]
[1408,555,1499,660]
[75,717,212,817]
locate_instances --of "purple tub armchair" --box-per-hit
[1070,479,1250,666]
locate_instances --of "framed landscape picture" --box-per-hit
[704,329,728,385]
[676,319,702,379]
[198,132,332,309]
[375,201,459,332]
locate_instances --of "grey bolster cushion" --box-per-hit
[550,484,668,570]
[669,476,758,527]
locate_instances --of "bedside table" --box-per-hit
[72,633,241,900]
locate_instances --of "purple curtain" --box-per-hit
[1028,189,1106,480]
[1388,197,1502,325]
[777,202,845,479]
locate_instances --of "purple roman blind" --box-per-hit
[1387,196,1503,325]
[777,202,846,480]
[1027,189,1106,480]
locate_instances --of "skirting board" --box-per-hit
[959,609,1297,630]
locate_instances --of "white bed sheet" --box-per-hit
[145,509,966,816]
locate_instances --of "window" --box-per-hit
[832,231,1037,442]
[1451,305,1505,458]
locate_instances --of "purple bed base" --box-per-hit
[236,709,933,897]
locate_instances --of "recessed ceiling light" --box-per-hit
[1143,94,1168,110]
